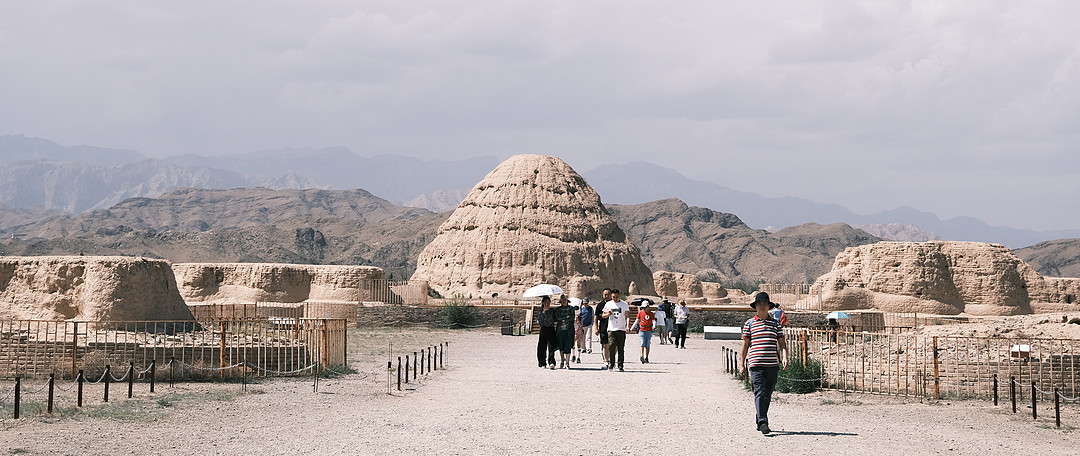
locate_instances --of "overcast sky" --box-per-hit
[2,1,1078,231]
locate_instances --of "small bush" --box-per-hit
[776,358,823,394]
[442,295,479,328]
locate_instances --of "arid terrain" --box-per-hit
[2,328,1077,455]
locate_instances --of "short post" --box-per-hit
[397,356,402,391]
[48,373,55,414]
[104,365,111,403]
[1055,388,1061,428]
[420,350,425,376]
[1031,382,1037,420]
[440,343,444,369]
[428,347,432,373]
[414,351,418,378]
[150,360,156,393]
[127,362,134,398]
[993,374,998,406]
[170,357,176,387]
[405,355,410,384]
[14,377,21,419]
[932,337,940,400]
[77,370,84,407]
[1010,376,1016,413]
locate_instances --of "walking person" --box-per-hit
[554,295,577,369]
[654,302,668,345]
[740,292,788,434]
[662,298,676,343]
[576,298,593,359]
[595,288,611,368]
[633,300,655,363]
[602,289,630,372]
[674,300,690,349]
[536,296,557,369]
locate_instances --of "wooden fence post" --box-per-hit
[220,321,227,378]
[1031,382,1037,420]
[71,321,79,379]
[1055,388,1061,428]
[932,337,940,400]
[1010,376,1016,413]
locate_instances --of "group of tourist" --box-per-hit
[535,288,692,372]
[534,286,789,435]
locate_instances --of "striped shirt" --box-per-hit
[742,315,783,367]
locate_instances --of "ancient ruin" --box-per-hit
[410,154,655,298]
[811,241,1080,315]
[172,263,386,304]
[0,255,193,321]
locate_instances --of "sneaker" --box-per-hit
[549,364,555,370]
[570,356,576,363]
[608,364,616,371]
[758,423,771,434]
[618,367,624,372]
[640,356,645,364]
[644,357,649,363]
[576,358,581,364]
[586,349,592,354]
[600,364,608,370]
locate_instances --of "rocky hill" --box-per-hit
[1015,238,1080,278]
[606,199,882,283]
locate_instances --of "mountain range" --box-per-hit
[2,134,1079,250]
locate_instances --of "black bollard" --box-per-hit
[405,355,410,384]
[104,365,111,403]
[14,377,20,419]
[170,357,176,387]
[48,373,55,414]
[420,350,425,376]
[77,370,84,407]
[1032,382,1037,420]
[1055,388,1061,428]
[993,374,998,406]
[150,360,156,393]
[397,356,402,391]
[1010,376,1016,413]
[428,347,432,373]
[414,352,418,379]
[128,362,134,399]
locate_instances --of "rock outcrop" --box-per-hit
[410,154,655,298]
[811,241,1080,315]
[653,271,703,299]
[173,263,385,304]
[0,256,193,321]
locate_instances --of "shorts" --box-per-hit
[639,330,652,348]
[557,329,575,353]
[598,329,609,345]
[654,325,666,334]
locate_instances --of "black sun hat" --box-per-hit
[750,292,777,309]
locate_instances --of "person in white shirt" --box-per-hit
[654,306,668,345]
[674,300,691,349]
[601,289,630,372]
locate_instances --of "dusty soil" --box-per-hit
[1,328,1078,455]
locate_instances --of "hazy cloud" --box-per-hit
[1,1,1078,230]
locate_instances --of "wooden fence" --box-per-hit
[188,302,361,325]
[787,328,1080,400]
[0,319,348,380]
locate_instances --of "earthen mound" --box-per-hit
[173,263,385,304]
[410,154,654,298]
[0,255,193,321]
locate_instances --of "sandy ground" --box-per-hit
[2,328,1079,455]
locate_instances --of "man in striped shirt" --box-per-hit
[740,291,788,434]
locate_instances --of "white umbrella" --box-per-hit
[826,311,851,319]
[522,284,563,298]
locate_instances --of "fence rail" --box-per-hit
[0,319,348,380]
[786,328,1080,400]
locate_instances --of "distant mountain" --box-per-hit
[854,223,945,242]
[0,134,143,167]
[1015,239,1080,278]
[404,189,469,212]
[585,162,1080,248]
[163,148,499,205]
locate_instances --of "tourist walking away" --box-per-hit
[596,288,611,368]
[770,303,788,326]
[576,298,593,358]
[740,292,788,434]
[633,300,655,363]
[658,298,675,344]
[602,289,630,372]
[654,303,667,345]
[674,300,690,349]
[536,296,557,369]
[555,295,577,369]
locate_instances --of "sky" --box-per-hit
[2,1,1078,232]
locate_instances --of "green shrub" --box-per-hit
[442,295,479,328]
[776,358,823,394]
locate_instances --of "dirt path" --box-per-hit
[2,329,1078,455]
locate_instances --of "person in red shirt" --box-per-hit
[633,300,656,363]
[740,292,788,434]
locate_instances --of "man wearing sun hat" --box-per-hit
[739,291,788,434]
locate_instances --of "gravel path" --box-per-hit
[2,329,1078,455]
